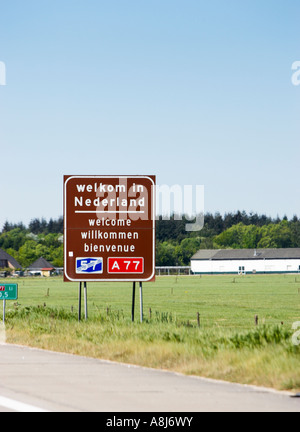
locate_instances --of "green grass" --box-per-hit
[10,274,300,328]
[2,275,300,392]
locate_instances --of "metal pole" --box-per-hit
[132,282,136,322]
[3,299,6,324]
[139,282,143,323]
[84,282,88,321]
[78,282,82,322]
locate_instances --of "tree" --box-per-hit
[29,219,42,234]
[0,228,27,251]
[177,237,202,266]
[17,241,38,267]
[156,242,177,266]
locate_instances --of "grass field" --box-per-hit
[2,274,300,392]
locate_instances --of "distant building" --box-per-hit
[28,257,55,277]
[191,248,300,275]
[0,248,22,271]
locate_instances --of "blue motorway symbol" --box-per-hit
[76,258,103,274]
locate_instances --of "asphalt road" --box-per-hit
[0,344,299,412]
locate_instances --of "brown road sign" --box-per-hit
[64,175,156,282]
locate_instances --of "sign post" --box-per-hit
[132,282,136,322]
[139,282,143,323]
[0,284,18,323]
[84,282,88,321]
[78,282,82,322]
[64,176,156,321]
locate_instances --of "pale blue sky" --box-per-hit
[0,0,300,228]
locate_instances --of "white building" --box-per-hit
[191,249,300,275]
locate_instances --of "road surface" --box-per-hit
[0,344,299,412]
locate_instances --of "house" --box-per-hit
[0,248,22,273]
[191,248,300,275]
[28,257,55,277]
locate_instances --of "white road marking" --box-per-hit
[0,396,49,413]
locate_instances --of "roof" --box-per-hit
[0,248,22,269]
[28,257,55,270]
[191,248,300,261]
[192,250,219,260]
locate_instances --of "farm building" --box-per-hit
[0,248,22,271]
[28,257,55,277]
[191,248,300,275]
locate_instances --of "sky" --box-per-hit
[0,0,300,229]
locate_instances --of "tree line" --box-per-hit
[0,218,64,268]
[2,217,64,235]
[1,212,300,269]
[156,212,300,266]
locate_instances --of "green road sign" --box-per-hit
[0,284,18,300]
